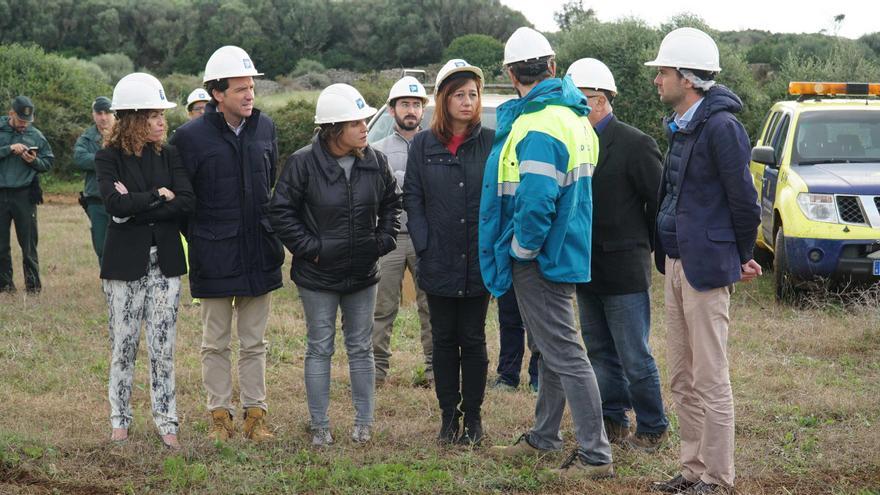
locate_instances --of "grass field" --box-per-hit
[1,201,879,494]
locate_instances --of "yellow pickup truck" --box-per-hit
[749,82,880,301]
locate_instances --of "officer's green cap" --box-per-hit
[92,96,113,113]
[12,96,34,122]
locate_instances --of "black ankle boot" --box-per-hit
[457,415,483,446]
[438,410,461,444]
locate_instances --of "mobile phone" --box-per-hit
[28,146,38,152]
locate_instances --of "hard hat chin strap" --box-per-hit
[679,69,716,91]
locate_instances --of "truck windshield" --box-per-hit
[792,109,880,165]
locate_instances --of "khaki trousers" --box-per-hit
[372,234,432,378]
[664,257,735,488]
[201,294,271,413]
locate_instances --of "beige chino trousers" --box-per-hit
[201,294,271,414]
[665,257,735,488]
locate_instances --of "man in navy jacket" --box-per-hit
[645,28,761,495]
[171,46,284,444]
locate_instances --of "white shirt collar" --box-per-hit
[674,98,704,130]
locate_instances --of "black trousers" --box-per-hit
[426,293,490,418]
[0,187,40,292]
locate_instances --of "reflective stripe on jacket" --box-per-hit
[479,76,598,297]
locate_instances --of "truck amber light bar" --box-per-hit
[789,82,880,96]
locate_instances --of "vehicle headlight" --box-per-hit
[796,193,838,223]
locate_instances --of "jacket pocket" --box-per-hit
[191,221,242,279]
[259,218,284,270]
[706,228,736,243]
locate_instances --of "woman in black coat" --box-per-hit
[95,73,194,450]
[268,83,401,446]
[404,60,495,445]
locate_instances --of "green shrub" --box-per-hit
[290,58,327,78]
[161,73,204,107]
[351,76,396,110]
[556,17,769,146]
[0,44,113,178]
[443,34,505,76]
[274,99,318,161]
[90,53,135,84]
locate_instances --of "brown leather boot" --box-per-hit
[242,407,274,442]
[208,409,235,442]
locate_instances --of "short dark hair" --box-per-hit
[508,56,554,86]
[205,79,230,104]
[600,89,615,105]
[317,122,365,159]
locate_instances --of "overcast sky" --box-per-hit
[500,0,879,40]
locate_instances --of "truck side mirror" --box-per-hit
[751,146,777,167]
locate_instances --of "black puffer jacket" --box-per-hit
[403,125,494,297]
[268,135,402,293]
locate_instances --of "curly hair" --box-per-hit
[104,110,164,156]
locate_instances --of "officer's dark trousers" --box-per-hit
[0,187,40,292]
[86,201,109,266]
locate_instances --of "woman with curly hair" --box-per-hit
[95,73,194,449]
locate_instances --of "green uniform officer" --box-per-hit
[74,96,115,265]
[0,96,54,293]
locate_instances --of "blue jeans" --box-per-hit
[577,288,668,434]
[299,284,377,429]
[496,288,540,388]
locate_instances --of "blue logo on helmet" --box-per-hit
[356,98,365,109]
[159,90,166,101]
[409,84,418,92]
[454,61,466,67]
[243,58,252,69]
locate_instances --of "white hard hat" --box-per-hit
[503,27,555,66]
[566,58,617,95]
[435,59,484,93]
[110,72,177,111]
[186,88,211,107]
[387,76,428,105]
[315,84,377,125]
[644,27,721,72]
[203,45,263,82]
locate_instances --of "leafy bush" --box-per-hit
[90,53,135,84]
[161,73,204,107]
[274,99,318,161]
[556,17,769,146]
[443,34,505,76]
[290,58,327,78]
[0,44,113,178]
[765,42,880,104]
[293,72,331,90]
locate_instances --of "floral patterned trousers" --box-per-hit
[103,248,180,435]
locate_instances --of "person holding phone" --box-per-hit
[0,96,54,294]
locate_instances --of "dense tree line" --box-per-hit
[0,0,529,76]
[4,1,879,177]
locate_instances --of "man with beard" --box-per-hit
[371,76,433,388]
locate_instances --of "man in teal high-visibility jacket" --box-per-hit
[0,96,53,293]
[482,27,613,480]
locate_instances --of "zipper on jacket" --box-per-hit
[347,176,354,291]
